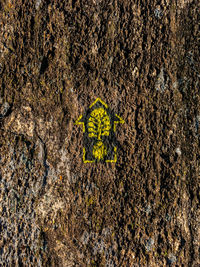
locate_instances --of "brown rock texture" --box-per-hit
[0,0,199,266]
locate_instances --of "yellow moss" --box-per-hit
[86,195,95,206]
[89,260,98,267]
[164,251,168,256]
[134,207,138,213]
[3,3,13,13]
[96,222,101,231]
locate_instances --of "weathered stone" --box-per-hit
[0,0,199,266]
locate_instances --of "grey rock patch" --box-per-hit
[154,7,163,18]
[145,238,154,252]
[4,106,35,137]
[167,253,177,264]
[155,67,168,92]
[175,147,182,156]
[0,102,10,117]
[35,0,42,10]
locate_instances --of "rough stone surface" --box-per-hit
[0,0,199,266]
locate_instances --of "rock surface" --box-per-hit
[0,0,199,266]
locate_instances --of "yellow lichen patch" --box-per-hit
[86,195,96,206]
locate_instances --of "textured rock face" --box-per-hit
[0,0,199,266]
[0,133,44,266]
